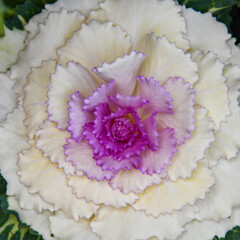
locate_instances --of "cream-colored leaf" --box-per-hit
[23,60,56,139]
[195,156,240,221]
[67,174,138,208]
[0,26,27,72]
[91,205,198,240]
[49,210,100,240]
[227,38,240,65]
[206,64,240,165]
[89,0,189,50]
[138,34,198,86]
[109,168,166,194]
[46,0,101,15]
[0,108,54,212]
[36,120,75,175]
[25,10,49,44]
[57,21,132,73]
[0,72,16,121]
[18,144,98,220]
[47,62,98,130]
[11,9,85,95]
[177,206,240,240]
[168,107,214,180]
[182,6,231,62]
[133,160,214,217]
[193,51,230,131]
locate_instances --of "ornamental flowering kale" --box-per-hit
[0,0,240,240]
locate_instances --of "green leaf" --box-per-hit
[0,0,57,36]
[0,174,44,240]
[178,0,238,12]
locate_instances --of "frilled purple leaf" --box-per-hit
[142,112,159,151]
[64,138,114,181]
[140,127,177,175]
[137,76,173,116]
[83,122,109,157]
[83,80,116,112]
[95,154,141,173]
[93,103,111,138]
[67,91,94,142]
[108,93,148,109]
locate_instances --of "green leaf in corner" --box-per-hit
[225,226,240,240]
[178,0,238,12]
[0,173,44,240]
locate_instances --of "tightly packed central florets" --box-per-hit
[111,117,134,141]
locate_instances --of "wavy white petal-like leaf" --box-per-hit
[91,205,198,240]
[57,21,132,74]
[0,26,27,72]
[193,51,230,131]
[195,156,240,221]
[47,62,98,130]
[11,9,85,95]
[133,160,214,217]
[36,120,75,175]
[0,108,54,212]
[138,34,198,86]
[206,64,240,165]
[0,72,16,121]
[89,0,189,50]
[25,10,49,44]
[23,60,56,139]
[177,206,240,240]
[109,168,166,194]
[49,210,100,240]
[8,197,56,240]
[46,0,101,15]
[168,107,214,181]
[18,144,98,220]
[227,38,240,65]
[182,6,231,62]
[68,174,138,208]
[93,51,145,96]
[157,77,196,145]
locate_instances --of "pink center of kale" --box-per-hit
[111,118,134,141]
[65,76,194,180]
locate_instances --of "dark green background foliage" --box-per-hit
[0,0,240,239]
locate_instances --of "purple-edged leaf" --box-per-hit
[137,76,173,116]
[140,127,177,175]
[83,122,109,157]
[93,51,145,96]
[142,113,159,151]
[93,103,111,138]
[95,154,141,173]
[83,80,116,112]
[67,91,94,142]
[64,138,114,181]
[157,77,196,145]
[108,93,148,109]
